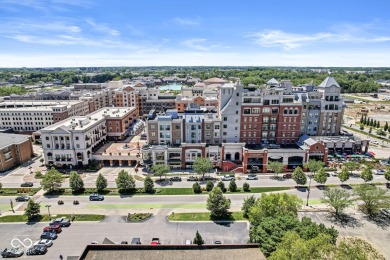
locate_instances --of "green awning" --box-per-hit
[336,154,341,158]
[328,155,334,158]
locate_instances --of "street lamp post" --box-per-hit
[306,175,312,207]
[45,205,51,220]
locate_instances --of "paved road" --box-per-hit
[0,219,249,259]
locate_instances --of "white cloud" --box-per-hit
[248,27,390,50]
[173,17,200,26]
[182,38,223,51]
[86,19,120,36]
[0,0,93,11]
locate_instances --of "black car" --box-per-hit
[1,248,24,258]
[283,173,292,179]
[40,232,57,240]
[131,238,141,244]
[26,245,47,255]
[89,194,104,201]
[20,182,33,187]
[50,217,71,227]
[187,176,198,181]
[214,241,222,244]
[169,176,182,182]
[199,176,215,181]
[15,195,30,202]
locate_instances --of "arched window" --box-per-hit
[289,109,293,114]
[294,109,298,114]
[284,109,288,114]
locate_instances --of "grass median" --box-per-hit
[0,188,40,196]
[0,214,105,223]
[168,212,245,221]
[44,186,291,197]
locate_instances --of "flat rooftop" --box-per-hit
[0,133,30,148]
[41,107,135,131]
[80,244,265,260]
[311,135,364,142]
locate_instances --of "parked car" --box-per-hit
[199,176,215,181]
[249,166,260,173]
[120,241,128,244]
[246,174,258,180]
[374,169,386,175]
[282,173,292,179]
[185,240,192,244]
[49,217,71,227]
[221,175,235,181]
[214,241,222,244]
[40,232,57,240]
[331,172,339,177]
[90,241,98,245]
[20,182,33,187]
[34,239,53,247]
[27,245,47,255]
[43,224,62,233]
[187,176,198,181]
[89,194,104,201]
[169,176,182,182]
[15,195,30,202]
[150,238,160,245]
[131,238,141,244]
[1,248,24,258]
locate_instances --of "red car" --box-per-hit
[43,224,62,233]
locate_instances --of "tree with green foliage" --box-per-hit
[216,181,226,193]
[39,158,44,165]
[69,171,84,192]
[321,188,354,217]
[193,230,204,245]
[373,119,377,127]
[269,231,334,260]
[360,125,364,130]
[360,167,373,182]
[242,195,256,218]
[267,161,284,177]
[313,168,328,185]
[360,115,364,124]
[354,184,390,216]
[40,167,63,193]
[369,127,372,133]
[385,169,390,183]
[206,187,231,219]
[205,180,214,192]
[338,167,350,184]
[115,170,136,191]
[304,159,324,176]
[144,175,154,193]
[377,121,381,128]
[243,182,250,192]
[385,122,389,132]
[229,179,237,192]
[363,116,367,125]
[248,193,302,225]
[377,129,386,136]
[151,164,170,181]
[192,182,202,194]
[343,161,360,175]
[292,166,307,186]
[0,85,27,96]
[370,118,374,126]
[0,181,2,190]
[193,157,213,179]
[95,173,108,192]
[24,199,41,220]
[334,237,386,260]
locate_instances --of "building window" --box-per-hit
[223,117,227,121]
[252,108,260,114]
[243,108,251,114]
[75,136,79,140]
[262,108,270,113]
[215,125,220,129]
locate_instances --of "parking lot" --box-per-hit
[0,218,249,259]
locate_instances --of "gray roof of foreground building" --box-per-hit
[80,244,266,260]
[0,133,31,149]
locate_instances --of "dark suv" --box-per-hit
[89,194,104,201]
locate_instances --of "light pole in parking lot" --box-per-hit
[45,205,51,220]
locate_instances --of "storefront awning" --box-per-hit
[269,156,282,160]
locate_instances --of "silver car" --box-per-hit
[34,239,53,247]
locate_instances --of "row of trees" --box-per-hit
[192,180,250,194]
[360,115,381,128]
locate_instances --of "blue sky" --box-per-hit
[1,0,390,67]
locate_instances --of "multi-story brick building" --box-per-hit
[0,133,34,172]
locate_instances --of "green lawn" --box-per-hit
[167,212,245,221]
[0,204,10,210]
[0,214,105,223]
[0,188,40,196]
[127,213,152,222]
[87,203,205,209]
[343,125,388,142]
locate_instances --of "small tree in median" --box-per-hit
[193,230,204,245]
[24,199,40,220]
[217,181,227,193]
[69,171,84,192]
[268,161,284,178]
[353,184,390,216]
[385,169,390,184]
[151,164,170,181]
[292,167,307,187]
[207,187,231,219]
[144,175,154,193]
[338,168,350,184]
[361,167,373,183]
[242,195,256,218]
[243,182,250,192]
[96,173,108,192]
[229,179,237,192]
[314,168,328,185]
[192,182,202,194]
[321,188,354,217]
[193,157,213,179]
[40,167,63,193]
[115,170,136,192]
[304,159,324,176]
[206,180,214,192]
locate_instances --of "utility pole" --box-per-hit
[45,205,51,220]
